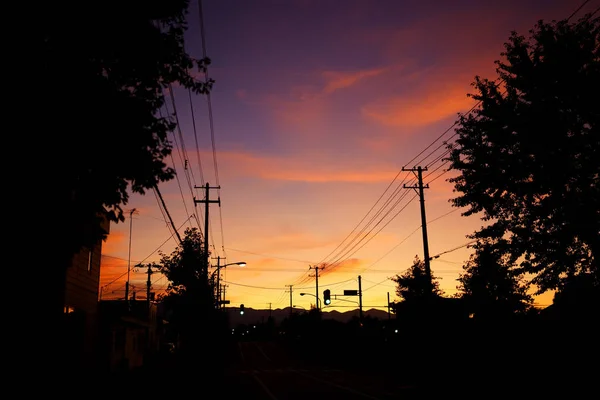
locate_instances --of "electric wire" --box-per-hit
[197,0,226,259]
[101,215,195,292]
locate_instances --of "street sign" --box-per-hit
[219,300,231,304]
[343,290,358,296]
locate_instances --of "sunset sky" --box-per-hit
[100,0,594,312]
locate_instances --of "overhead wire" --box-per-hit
[101,215,196,294]
[152,0,599,306]
[165,86,200,230]
[411,0,597,172]
[316,0,600,287]
[159,106,198,231]
[197,0,226,259]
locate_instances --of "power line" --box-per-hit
[161,95,201,231]
[154,184,183,245]
[167,86,201,230]
[567,0,591,21]
[225,247,316,264]
[187,86,206,186]
[318,0,598,287]
[101,215,195,290]
[197,0,226,259]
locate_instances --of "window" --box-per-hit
[87,247,93,272]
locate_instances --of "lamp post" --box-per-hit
[211,256,246,308]
[125,208,136,302]
[300,292,322,309]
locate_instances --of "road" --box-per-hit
[219,340,419,399]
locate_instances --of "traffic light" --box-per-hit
[323,289,331,305]
[240,304,245,315]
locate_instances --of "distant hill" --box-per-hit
[226,306,390,326]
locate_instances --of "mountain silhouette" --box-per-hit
[226,307,390,326]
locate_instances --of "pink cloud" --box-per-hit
[235,89,248,100]
[361,84,476,127]
[321,68,387,94]
[102,230,126,254]
[220,151,399,183]
[238,67,388,136]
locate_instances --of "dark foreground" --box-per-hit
[90,326,597,399]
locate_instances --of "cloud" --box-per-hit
[321,68,387,94]
[321,258,366,276]
[235,89,248,100]
[239,67,387,137]
[362,83,475,127]
[220,151,399,183]
[101,231,127,257]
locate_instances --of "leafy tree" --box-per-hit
[550,272,600,319]
[34,1,213,319]
[155,227,219,356]
[157,227,212,300]
[456,240,533,319]
[392,255,444,302]
[447,14,600,294]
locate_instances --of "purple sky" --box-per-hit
[100,0,594,311]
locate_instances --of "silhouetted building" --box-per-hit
[63,214,110,372]
[98,299,161,373]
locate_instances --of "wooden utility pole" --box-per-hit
[358,275,363,321]
[146,264,153,308]
[125,208,136,302]
[212,256,223,308]
[220,284,227,308]
[286,285,293,316]
[194,183,220,275]
[309,265,324,309]
[387,292,391,320]
[403,166,433,294]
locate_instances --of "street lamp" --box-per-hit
[125,208,137,302]
[211,256,246,308]
[300,292,322,309]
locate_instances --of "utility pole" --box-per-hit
[146,264,153,308]
[286,285,293,316]
[194,183,220,275]
[220,284,226,309]
[125,208,136,302]
[212,256,223,307]
[309,265,324,309]
[387,292,391,320]
[268,303,272,318]
[358,275,363,321]
[403,166,432,294]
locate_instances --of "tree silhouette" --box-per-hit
[391,255,444,302]
[456,240,533,320]
[155,227,219,358]
[447,14,599,295]
[157,228,211,301]
[36,1,212,323]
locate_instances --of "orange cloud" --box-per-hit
[246,67,387,135]
[362,82,476,127]
[220,151,398,183]
[102,230,126,254]
[321,68,387,94]
[321,258,367,276]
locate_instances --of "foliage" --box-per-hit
[447,14,600,294]
[157,227,213,306]
[153,227,224,354]
[36,0,212,258]
[391,255,444,302]
[551,272,600,317]
[456,240,533,319]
